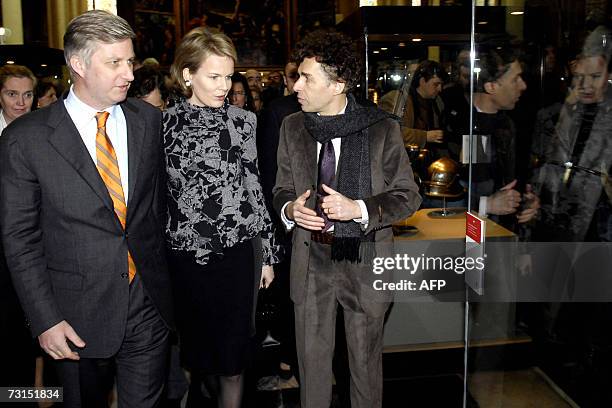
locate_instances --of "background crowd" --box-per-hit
[0,4,611,408]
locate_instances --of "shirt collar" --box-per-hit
[65,86,118,126]
[0,110,7,129]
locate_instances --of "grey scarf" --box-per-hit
[303,94,392,262]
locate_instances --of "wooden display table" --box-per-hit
[383,208,520,350]
[393,208,515,241]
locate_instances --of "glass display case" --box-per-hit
[339,2,612,406]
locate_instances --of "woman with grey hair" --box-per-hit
[163,27,281,407]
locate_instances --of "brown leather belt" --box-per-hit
[311,231,334,245]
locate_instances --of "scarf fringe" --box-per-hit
[331,237,376,264]
[331,237,361,263]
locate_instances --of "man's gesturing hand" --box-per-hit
[38,320,86,360]
[487,180,521,216]
[320,184,362,221]
[285,190,325,230]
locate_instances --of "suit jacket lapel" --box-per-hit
[121,100,145,221]
[46,101,114,211]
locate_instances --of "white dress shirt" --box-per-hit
[281,97,369,230]
[64,88,130,204]
[0,110,8,136]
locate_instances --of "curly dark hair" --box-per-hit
[292,30,361,92]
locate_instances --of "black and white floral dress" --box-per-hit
[163,98,281,375]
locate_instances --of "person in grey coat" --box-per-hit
[273,30,421,408]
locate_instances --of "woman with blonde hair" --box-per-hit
[0,64,36,133]
[163,27,281,407]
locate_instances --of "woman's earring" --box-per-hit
[185,79,192,87]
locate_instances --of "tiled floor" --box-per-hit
[248,368,576,408]
[16,337,577,407]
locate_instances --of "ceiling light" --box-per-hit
[412,38,422,42]
[510,11,524,15]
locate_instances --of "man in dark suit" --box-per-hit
[258,92,300,213]
[0,10,172,407]
[272,31,421,408]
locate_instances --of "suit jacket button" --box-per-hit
[121,272,128,279]
[304,241,309,246]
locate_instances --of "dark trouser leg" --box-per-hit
[335,253,388,408]
[54,358,115,408]
[115,274,170,408]
[333,308,352,408]
[294,242,337,408]
[54,275,168,408]
[342,309,386,408]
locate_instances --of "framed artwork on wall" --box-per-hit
[132,0,180,66]
[184,0,290,68]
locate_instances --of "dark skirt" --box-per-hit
[168,240,255,376]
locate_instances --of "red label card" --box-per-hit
[466,212,484,244]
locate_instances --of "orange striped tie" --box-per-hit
[95,112,136,283]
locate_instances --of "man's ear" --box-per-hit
[484,81,496,94]
[334,81,346,95]
[70,55,86,78]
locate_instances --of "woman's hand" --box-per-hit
[260,265,274,289]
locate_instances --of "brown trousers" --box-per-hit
[294,241,389,408]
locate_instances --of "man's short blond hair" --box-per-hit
[63,10,135,78]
